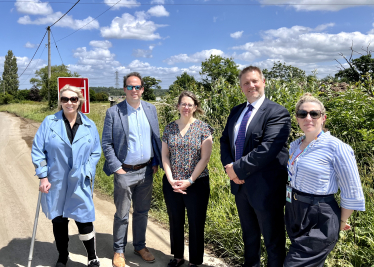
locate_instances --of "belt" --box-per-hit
[122,159,152,170]
[293,192,335,205]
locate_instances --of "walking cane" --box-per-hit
[27,190,42,267]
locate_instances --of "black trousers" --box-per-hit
[284,189,341,267]
[163,175,210,265]
[52,216,94,262]
[235,185,286,267]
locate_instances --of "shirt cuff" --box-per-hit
[114,166,122,173]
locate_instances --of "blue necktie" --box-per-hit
[235,104,254,161]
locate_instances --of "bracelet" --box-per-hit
[187,178,194,185]
[340,219,347,223]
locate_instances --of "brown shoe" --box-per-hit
[134,247,155,263]
[113,252,126,267]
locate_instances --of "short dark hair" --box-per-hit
[177,91,204,116]
[238,66,265,83]
[123,72,144,88]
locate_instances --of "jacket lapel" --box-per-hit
[73,113,91,144]
[50,111,72,148]
[142,100,156,134]
[243,98,268,149]
[118,100,130,144]
[230,103,247,156]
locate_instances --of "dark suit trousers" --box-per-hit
[163,175,210,265]
[235,185,286,267]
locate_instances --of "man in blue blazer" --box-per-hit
[102,72,162,267]
[220,66,291,267]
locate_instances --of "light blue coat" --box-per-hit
[31,110,102,222]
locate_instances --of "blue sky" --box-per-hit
[1,0,374,89]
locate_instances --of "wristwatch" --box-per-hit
[187,178,194,185]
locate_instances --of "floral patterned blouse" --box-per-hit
[162,119,214,180]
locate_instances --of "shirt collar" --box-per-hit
[62,112,82,125]
[247,94,265,109]
[126,100,142,113]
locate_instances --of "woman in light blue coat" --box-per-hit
[32,85,102,267]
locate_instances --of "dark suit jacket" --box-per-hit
[220,98,291,210]
[102,100,162,176]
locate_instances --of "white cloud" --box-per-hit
[73,47,118,66]
[213,16,218,23]
[258,0,373,11]
[24,42,36,48]
[164,49,225,65]
[15,0,53,15]
[230,24,374,64]
[151,0,165,3]
[89,40,112,49]
[230,31,243,39]
[132,49,153,58]
[147,5,170,17]
[104,0,140,10]
[18,12,99,30]
[100,12,167,40]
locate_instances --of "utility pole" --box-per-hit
[115,71,119,89]
[47,26,51,104]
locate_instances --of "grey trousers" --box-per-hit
[113,164,153,253]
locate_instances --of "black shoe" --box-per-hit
[56,262,66,267]
[167,258,185,267]
[88,258,100,267]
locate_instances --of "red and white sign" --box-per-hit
[58,77,90,114]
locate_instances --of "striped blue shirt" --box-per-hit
[288,132,365,211]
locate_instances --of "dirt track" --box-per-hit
[0,112,226,267]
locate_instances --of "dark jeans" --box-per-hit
[52,216,94,262]
[235,185,286,267]
[163,175,210,265]
[284,189,340,267]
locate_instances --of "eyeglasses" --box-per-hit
[60,96,79,103]
[180,103,195,108]
[126,85,142,90]
[296,110,323,119]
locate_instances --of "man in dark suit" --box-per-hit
[102,72,162,267]
[220,66,291,267]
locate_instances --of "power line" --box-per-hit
[19,45,46,86]
[50,28,64,65]
[0,1,373,5]
[53,0,122,44]
[50,0,80,28]
[19,30,48,79]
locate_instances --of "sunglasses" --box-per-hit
[126,85,142,90]
[296,110,323,119]
[60,96,79,103]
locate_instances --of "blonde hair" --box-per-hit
[295,93,325,113]
[58,84,85,111]
[295,93,327,129]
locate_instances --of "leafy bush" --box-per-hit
[0,93,14,104]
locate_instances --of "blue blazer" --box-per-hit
[102,100,162,176]
[220,98,291,210]
[31,111,102,222]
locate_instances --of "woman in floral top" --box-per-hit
[162,91,213,267]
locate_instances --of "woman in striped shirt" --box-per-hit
[283,93,365,267]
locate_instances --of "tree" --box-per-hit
[89,88,96,102]
[29,85,42,101]
[2,50,19,96]
[335,54,374,83]
[262,61,306,81]
[30,64,79,107]
[172,72,198,90]
[142,76,159,101]
[17,89,30,101]
[200,55,239,86]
